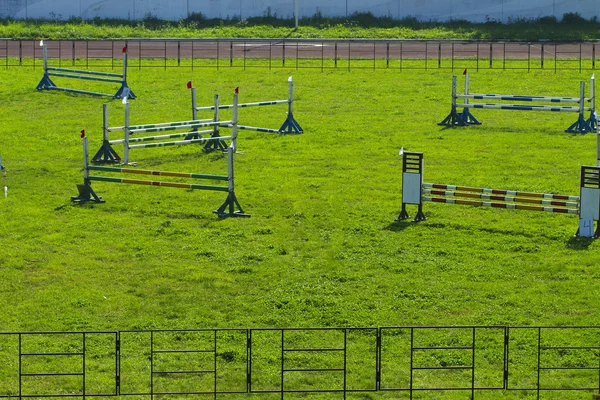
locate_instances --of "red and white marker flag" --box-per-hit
[80,130,85,138]
[187,81,192,89]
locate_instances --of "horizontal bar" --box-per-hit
[196,99,287,111]
[285,348,344,352]
[153,349,214,353]
[121,390,247,396]
[540,345,600,349]
[88,166,228,181]
[423,196,579,214]
[236,125,281,133]
[153,369,215,374]
[462,103,584,112]
[130,121,232,134]
[88,176,229,192]
[45,87,113,97]
[412,366,472,370]
[122,130,214,143]
[21,352,83,356]
[538,366,599,370]
[284,368,345,372]
[126,118,214,131]
[412,345,472,350]
[422,189,579,208]
[458,94,585,103]
[47,66,122,78]
[47,72,123,84]
[378,386,504,392]
[21,372,83,377]
[423,183,579,201]
[128,136,233,149]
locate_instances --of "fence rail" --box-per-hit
[0,39,598,71]
[0,326,599,398]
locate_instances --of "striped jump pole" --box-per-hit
[36,42,135,99]
[72,134,249,218]
[398,151,600,238]
[439,74,595,133]
[191,76,303,134]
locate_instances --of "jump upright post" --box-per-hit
[439,74,597,133]
[36,42,136,99]
[93,93,237,165]
[191,76,303,135]
[72,133,249,218]
[398,151,600,238]
[190,86,231,152]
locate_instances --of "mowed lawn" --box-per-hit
[0,64,598,334]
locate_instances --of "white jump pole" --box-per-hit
[232,91,239,151]
[42,43,48,72]
[214,94,220,137]
[452,76,457,109]
[83,136,89,180]
[191,87,198,121]
[591,75,595,114]
[579,81,585,120]
[288,76,294,116]
[124,101,131,164]
[103,104,109,142]
[464,73,470,108]
[122,50,128,85]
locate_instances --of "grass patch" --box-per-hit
[0,65,598,332]
[0,12,599,40]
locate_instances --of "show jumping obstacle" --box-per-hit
[398,152,600,238]
[72,135,249,218]
[93,93,238,165]
[439,74,597,133]
[36,42,136,99]
[191,76,303,138]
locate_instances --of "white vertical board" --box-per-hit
[402,172,422,205]
[580,187,600,221]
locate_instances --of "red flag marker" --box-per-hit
[122,46,127,53]
[235,87,239,94]
[463,68,467,75]
[186,81,192,89]
[80,130,85,138]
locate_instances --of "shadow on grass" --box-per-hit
[384,219,421,232]
[385,218,586,243]
[566,235,595,250]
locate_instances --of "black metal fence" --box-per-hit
[0,326,599,398]
[0,39,598,72]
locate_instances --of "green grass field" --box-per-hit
[0,64,599,397]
